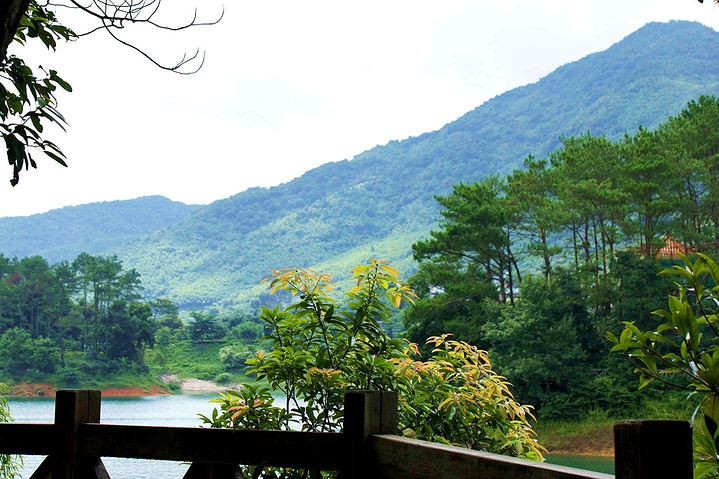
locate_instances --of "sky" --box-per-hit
[1,0,719,218]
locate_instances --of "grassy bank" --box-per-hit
[534,395,695,456]
[0,338,260,397]
[535,415,616,456]
[145,339,257,386]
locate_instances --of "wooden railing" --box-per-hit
[0,389,693,478]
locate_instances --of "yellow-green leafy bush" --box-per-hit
[201,260,542,477]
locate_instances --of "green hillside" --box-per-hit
[118,20,719,310]
[5,20,719,311]
[0,196,200,262]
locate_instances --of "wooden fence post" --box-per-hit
[52,389,107,479]
[614,420,692,479]
[343,390,398,478]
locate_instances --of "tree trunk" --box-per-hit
[60,326,65,367]
[572,224,579,273]
[541,229,550,281]
[592,217,600,276]
[598,217,607,277]
[583,220,591,265]
[506,229,514,306]
[497,254,506,304]
[0,0,30,61]
[512,254,522,284]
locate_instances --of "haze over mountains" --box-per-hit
[2,20,718,311]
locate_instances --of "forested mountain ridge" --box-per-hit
[394,19,719,179]
[0,196,200,262]
[5,20,719,311]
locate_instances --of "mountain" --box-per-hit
[0,196,200,262]
[5,20,719,311]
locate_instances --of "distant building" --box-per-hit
[656,236,694,259]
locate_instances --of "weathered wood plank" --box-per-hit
[53,389,102,479]
[614,420,692,479]
[370,434,614,479]
[344,391,398,478]
[79,424,347,470]
[0,423,54,454]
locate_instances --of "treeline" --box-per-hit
[404,96,719,418]
[0,253,263,385]
[0,253,156,375]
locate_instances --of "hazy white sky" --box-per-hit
[1,0,718,218]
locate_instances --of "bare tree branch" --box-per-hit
[47,0,223,73]
[102,21,206,74]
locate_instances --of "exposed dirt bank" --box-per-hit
[101,386,171,397]
[5,376,237,397]
[8,383,55,397]
[160,374,240,394]
[6,382,172,397]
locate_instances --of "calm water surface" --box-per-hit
[9,394,221,478]
[8,395,615,477]
[546,454,614,475]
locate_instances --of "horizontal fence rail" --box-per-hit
[370,434,613,479]
[79,424,346,469]
[0,389,694,479]
[0,423,55,455]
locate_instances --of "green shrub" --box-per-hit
[214,372,232,385]
[227,322,264,343]
[218,345,254,371]
[58,367,82,387]
[165,381,181,392]
[202,260,542,478]
[0,328,61,375]
[609,253,719,478]
[188,311,224,342]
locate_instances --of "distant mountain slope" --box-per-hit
[0,196,200,262]
[8,20,719,310]
[113,20,719,310]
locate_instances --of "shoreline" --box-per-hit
[6,382,173,398]
[544,447,614,457]
[535,419,615,458]
[6,377,241,398]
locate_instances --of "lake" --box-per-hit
[546,454,614,475]
[8,394,221,478]
[7,394,614,477]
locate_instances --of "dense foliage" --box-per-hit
[202,260,541,478]
[609,254,719,477]
[404,96,719,419]
[0,252,157,381]
[0,249,273,388]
